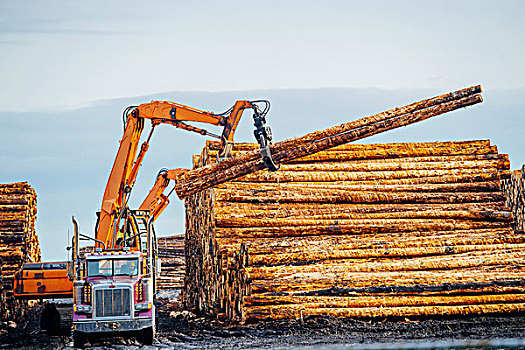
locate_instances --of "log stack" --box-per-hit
[183,138,525,322]
[0,258,4,320]
[0,182,41,322]
[502,165,525,231]
[157,234,185,290]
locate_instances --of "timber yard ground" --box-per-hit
[2,294,525,350]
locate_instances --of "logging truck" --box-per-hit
[14,99,277,347]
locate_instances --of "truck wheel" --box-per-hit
[73,331,86,348]
[58,305,72,336]
[141,326,155,345]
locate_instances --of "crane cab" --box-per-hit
[94,209,157,255]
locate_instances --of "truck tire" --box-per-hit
[57,305,72,336]
[73,330,86,348]
[141,325,155,345]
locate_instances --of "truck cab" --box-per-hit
[71,210,159,347]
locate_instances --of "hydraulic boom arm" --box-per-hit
[138,168,185,222]
[97,99,275,250]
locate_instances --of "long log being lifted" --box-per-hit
[172,85,483,199]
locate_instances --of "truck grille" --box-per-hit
[94,288,131,317]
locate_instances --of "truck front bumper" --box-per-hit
[73,318,152,334]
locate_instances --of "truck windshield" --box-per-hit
[86,258,139,277]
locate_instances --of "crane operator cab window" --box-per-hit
[115,212,141,249]
[115,219,131,248]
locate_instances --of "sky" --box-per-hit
[1,0,524,111]
[1,1,524,260]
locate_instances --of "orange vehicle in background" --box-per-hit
[14,261,73,299]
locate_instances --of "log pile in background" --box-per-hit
[0,182,41,322]
[0,258,4,321]
[157,234,185,290]
[502,165,525,231]
[183,139,525,322]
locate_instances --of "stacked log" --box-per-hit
[0,182,41,322]
[183,139,525,322]
[502,165,525,231]
[157,234,185,290]
[0,258,4,320]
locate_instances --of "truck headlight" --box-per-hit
[74,304,92,314]
[135,302,152,311]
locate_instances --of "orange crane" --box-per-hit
[138,168,180,223]
[97,99,275,251]
[14,98,277,346]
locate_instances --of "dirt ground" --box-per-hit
[2,296,525,350]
